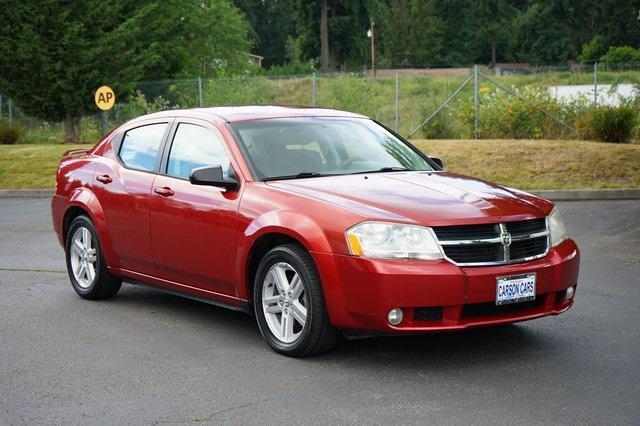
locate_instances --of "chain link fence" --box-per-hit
[411,63,640,141]
[2,63,639,143]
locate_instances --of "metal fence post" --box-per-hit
[101,111,108,135]
[312,72,317,107]
[198,77,203,107]
[394,71,399,132]
[473,65,479,140]
[593,62,598,107]
[407,73,474,138]
[8,98,12,124]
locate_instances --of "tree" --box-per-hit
[382,0,444,67]
[508,1,579,63]
[296,0,386,71]
[405,0,445,66]
[233,0,299,68]
[433,0,477,66]
[599,46,640,64]
[574,1,640,62]
[579,35,608,62]
[0,0,251,141]
[473,0,518,68]
[506,0,640,64]
[175,0,252,77]
[321,0,330,72]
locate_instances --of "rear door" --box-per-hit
[93,120,171,275]
[148,119,243,297]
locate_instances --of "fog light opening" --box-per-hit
[565,286,575,300]
[387,308,404,326]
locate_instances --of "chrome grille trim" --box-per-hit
[434,218,550,267]
[437,230,549,246]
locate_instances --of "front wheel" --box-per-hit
[253,244,339,357]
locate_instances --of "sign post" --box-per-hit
[95,85,116,135]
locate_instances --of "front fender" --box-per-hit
[236,210,333,300]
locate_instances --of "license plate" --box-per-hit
[496,273,536,305]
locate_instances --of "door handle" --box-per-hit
[153,186,174,197]
[96,174,112,184]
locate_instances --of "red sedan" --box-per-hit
[51,106,580,356]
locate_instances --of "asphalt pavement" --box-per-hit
[1,199,639,424]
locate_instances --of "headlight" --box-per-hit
[346,221,443,260]
[548,207,568,247]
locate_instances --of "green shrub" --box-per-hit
[599,46,640,65]
[584,105,637,143]
[579,35,607,62]
[459,86,586,140]
[259,60,315,77]
[0,120,24,144]
[118,91,171,122]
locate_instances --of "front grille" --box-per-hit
[413,307,443,322]
[505,218,546,236]
[440,243,502,263]
[433,218,549,266]
[462,297,545,319]
[432,223,498,240]
[510,236,547,259]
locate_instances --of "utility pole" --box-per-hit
[473,65,479,140]
[101,111,108,136]
[593,62,598,106]
[394,71,399,132]
[368,19,376,77]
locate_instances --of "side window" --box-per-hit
[119,123,167,172]
[167,123,231,179]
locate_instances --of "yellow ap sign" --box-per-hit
[95,85,115,111]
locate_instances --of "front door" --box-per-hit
[148,120,242,297]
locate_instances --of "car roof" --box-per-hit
[136,105,368,124]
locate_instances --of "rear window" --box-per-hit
[119,123,167,172]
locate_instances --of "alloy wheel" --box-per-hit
[69,226,98,289]
[261,262,308,344]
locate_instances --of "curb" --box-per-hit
[0,189,53,198]
[530,189,640,201]
[1,188,639,201]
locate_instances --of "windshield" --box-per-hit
[230,117,434,180]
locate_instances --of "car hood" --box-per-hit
[267,171,553,226]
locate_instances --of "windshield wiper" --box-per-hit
[349,166,409,175]
[263,171,329,181]
[377,166,409,172]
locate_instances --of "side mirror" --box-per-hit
[189,166,239,190]
[429,157,444,169]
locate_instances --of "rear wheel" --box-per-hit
[253,244,339,357]
[65,215,121,300]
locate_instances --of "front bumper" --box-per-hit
[312,238,579,332]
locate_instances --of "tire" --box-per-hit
[253,243,339,357]
[65,215,121,300]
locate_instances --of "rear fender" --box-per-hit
[65,187,119,268]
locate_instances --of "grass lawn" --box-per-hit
[0,144,90,189]
[1,139,639,190]
[414,139,640,190]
